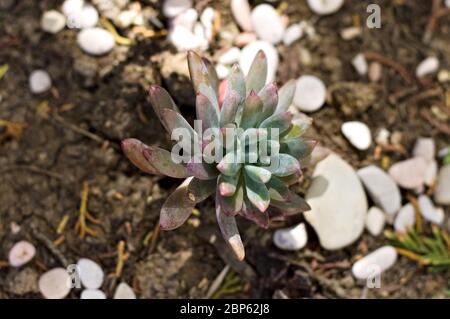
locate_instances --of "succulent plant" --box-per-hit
[121,50,317,260]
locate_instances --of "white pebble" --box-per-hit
[218,47,240,65]
[389,157,427,189]
[306,0,344,15]
[341,121,372,150]
[231,0,253,32]
[437,69,450,83]
[283,24,303,46]
[169,25,206,51]
[416,56,439,78]
[114,282,136,299]
[215,64,229,80]
[171,8,198,31]
[39,268,71,299]
[293,75,326,112]
[446,0,450,8]
[77,27,115,56]
[163,0,192,18]
[424,160,437,186]
[418,195,444,225]
[116,10,138,29]
[365,207,386,236]
[369,62,382,82]
[77,258,104,289]
[394,203,415,233]
[375,128,390,146]
[251,4,285,44]
[66,4,99,29]
[200,7,215,29]
[62,0,83,17]
[81,289,106,299]
[29,70,52,94]
[352,246,397,280]
[41,10,66,34]
[239,40,278,83]
[8,240,36,267]
[273,223,308,251]
[340,26,361,40]
[413,137,435,162]
[434,165,450,205]
[352,53,368,76]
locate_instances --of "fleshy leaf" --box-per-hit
[142,147,189,178]
[160,178,196,230]
[240,90,263,129]
[245,50,267,95]
[274,79,296,114]
[258,82,278,121]
[244,165,272,183]
[278,171,302,186]
[148,85,180,131]
[220,65,245,126]
[266,176,290,201]
[244,172,270,213]
[269,153,301,177]
[259,111,293,135]
[187,178,216,203]
[218,174,239,197]
[202,57,219,97]
[217,151,242,176]
[187,157,219,180]
[161,108,199,153]
[196,93,219,130]
[216,192,245,260]
[270,191,311,214]
[121,138,159,174]
[283,138,318,160]
[218,181,244,216]
[241,199,269,229]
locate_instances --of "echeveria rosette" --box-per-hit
[121,50,317,260]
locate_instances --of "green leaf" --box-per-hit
[160,178,196,230]
[218,174,239,197]
[187,157,219,180]
[274,79,296,114]
[258,82,278,122]
[241,199,269,229]
[270,191,311,214]
[220,65,245,126]
[196,92,219,130]
[217,151,242,176]
[266,176,290,201]
[283,138,318,160]
[202,57,219,97]
[245,50,267,95]
[259,111,293,135]
[240,90,263,129]
[216,192,245,261]
[121,138,159,174]
[244,165,272,183]
[268,153,301,177]
[142,146,189,178]
[148,85,180,131]
[161,108,199,150]
[245,172,270,213]
[218,182,244,216]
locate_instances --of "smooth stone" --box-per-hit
[306,0,344,15]
[447,0,450,8]
[41,10,66,34]
[77,258,104,289]
[114,282,136,299]
[418,195,444,225]
[283,24,303,46]
[77,27,115,55]
[416,56,439,78]
[304,154,368,250]
[251,4,285,44]
[357,165,401,215]
[369,62,382,82]
[340,26,361,40]
[62,0,83,17]
[200,7,215,28]
[116,10,138,28]
[218,47,240,65]
[230,0,253,32]
[215,64,229,80]
[171,8,198,31]
[293,75,326,112]
[438,69,450,82]
[394,203,415,233]
[163,0,192,18]
[8,241,36,267]
[169,25,205,51]
[375,128,390,146]
[81,289,106,299]
[352,246,397,280]
[29,70,52,94]
[39,268,71,299]
[365,207,386,236]
[239,40,278,83]
[424,160,437,186]
[412,138,435,162]
[352,53,368,76]
[273,223,308,251]
[77,4,99,29]
[434,165,450,205]
[388,157,427,189]
[341,121,372,150]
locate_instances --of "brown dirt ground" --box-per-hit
[0,0,449,299]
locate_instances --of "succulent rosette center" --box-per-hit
[122,50,317,260]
